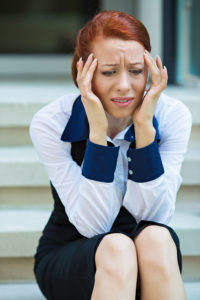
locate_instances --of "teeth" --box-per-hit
[113,100,129,102]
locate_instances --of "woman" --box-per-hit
[30,10,192,300]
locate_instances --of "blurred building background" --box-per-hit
[0,0,200,85]
[0,0,199,299]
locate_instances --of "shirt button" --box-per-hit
[127,157,132,162]
[129,170,133,175]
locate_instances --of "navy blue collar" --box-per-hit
[61,95,161,143]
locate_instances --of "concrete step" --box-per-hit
[0,209,51,258]
[0,185,199,210]
[0,281,199,300]
[0,79,77,127]
[170,212,200,256]
[0,258,35,281]
[0,83,199,146]
[165,86,200,124]
[0,147,47,187]
[0,121,199,148]
[0,208,200,282]
[0,282,46,300]
[0,146,199,188]
[0,80,78,146]
[0,187,53,208]
[176,186,200,215]
[0,208,198,258]
[0,83,199,127]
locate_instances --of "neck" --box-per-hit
[106,112,132,139]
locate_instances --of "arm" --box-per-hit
[123,101,192,223]
[30,101,122,239]
[122,51,192,224]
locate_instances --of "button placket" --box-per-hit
[129,170,133,175]
[127,155,133,175]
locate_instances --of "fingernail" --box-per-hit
[144,50,150,55]
[90,53,94,57]
[92,58,97,63]
[77,57,82,64]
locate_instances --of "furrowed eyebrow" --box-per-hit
[102,62,143,66]
[129,62,143,66]
[102,64,118,66]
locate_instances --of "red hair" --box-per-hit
[71,10,151,87]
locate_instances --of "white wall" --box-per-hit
[1,0,163,77]
[101,0,137,14]
[137,0,163,60]
[101,0,163,60]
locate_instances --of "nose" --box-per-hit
[116,71,131,93]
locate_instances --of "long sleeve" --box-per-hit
[29,96,122,238]
[123,96,192,224]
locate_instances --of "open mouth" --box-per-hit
[111,97,134,106]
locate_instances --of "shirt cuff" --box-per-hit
[127,139,164,182]
[82,139,119,182]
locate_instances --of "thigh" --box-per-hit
[128,222,182,300]
[135,225,179,273]
[34,233,109,300]
[94,233,137,269]
[133,221,182,273]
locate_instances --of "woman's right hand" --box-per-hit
[76,53,108,137]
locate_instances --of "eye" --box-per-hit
[102,71,116,76]
[129,69,143,75]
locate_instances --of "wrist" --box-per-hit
[89,131,107,146]
[133,118,154,129]
[134,124,156,149]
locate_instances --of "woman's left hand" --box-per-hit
[132,50,168,126]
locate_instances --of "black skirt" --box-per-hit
[34,206,182,300]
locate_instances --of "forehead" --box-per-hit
[91,37,145,62]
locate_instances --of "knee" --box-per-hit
[134,225,178,277]
[95,233,137,281]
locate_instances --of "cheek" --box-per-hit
[134,76,147,91]
[92,74,109,95]
[92,70,100,88]
[91,74,99,94]
[139,71,148,88]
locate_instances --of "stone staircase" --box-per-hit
[0,79,200,299]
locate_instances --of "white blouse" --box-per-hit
[29,92,192,238]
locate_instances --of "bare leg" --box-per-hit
[134,225,186,300]
[91,233,138,300]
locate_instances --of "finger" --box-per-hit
[84,58,98,85]
[144,50,158,69]
[77,57,83,70]
[144,51,161,86]
[76,57,83,82]
[156,55,163,71]
[81,53,95,78]
[160,66,168,90]
[156,55,168,90]
[149,66,168,95]
[78,58,98,95]
[76,57,83,74]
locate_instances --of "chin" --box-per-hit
[107,109,133,120]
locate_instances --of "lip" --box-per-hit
[111,97,134,101]
[111,97,134,107]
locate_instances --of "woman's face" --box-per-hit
[91,37,148,120]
